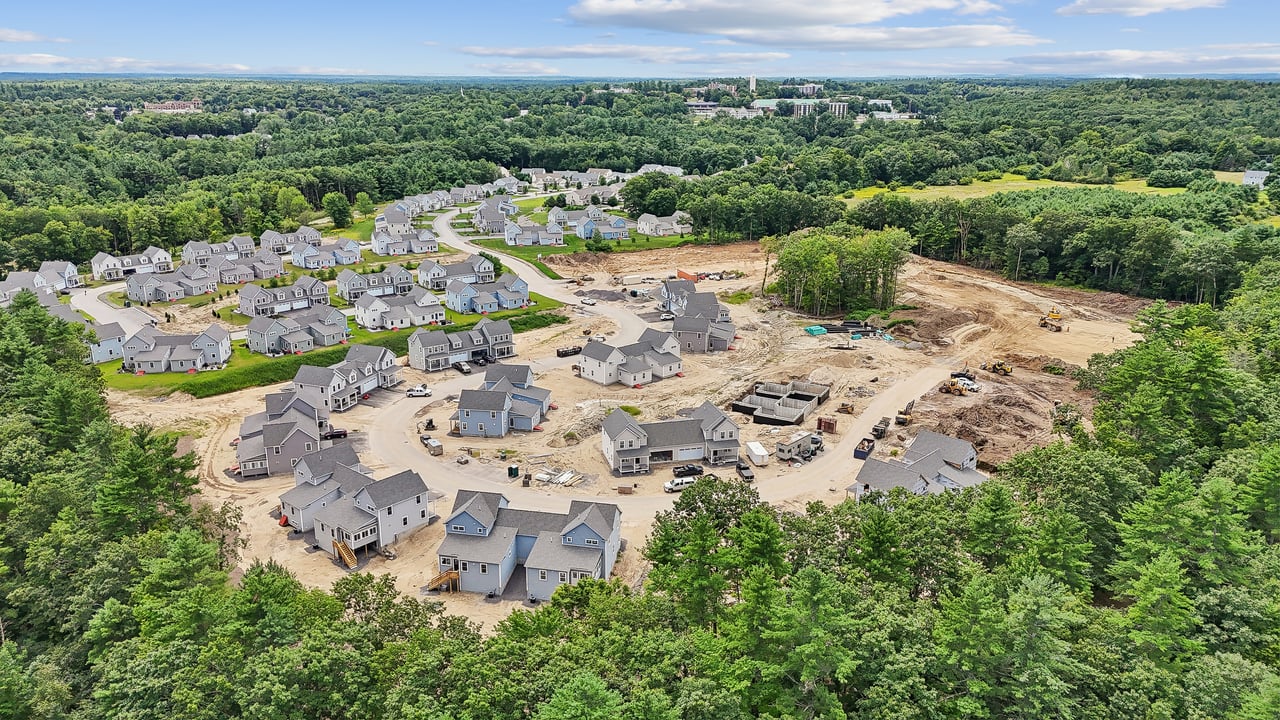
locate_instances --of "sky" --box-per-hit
[2,0,1278,78]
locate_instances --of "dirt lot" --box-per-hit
[106,242,1144,627]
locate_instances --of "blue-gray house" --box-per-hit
[577,215,630,241]
[435,491,621,601]
[444,273,530,314]
[451,365,550,437]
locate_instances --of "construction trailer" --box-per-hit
[776,431,815,461]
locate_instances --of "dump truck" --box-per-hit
[871,416,891,439]
[939,378,968,395]
[1046,306,1062,320]
[981,360,1014,375]
[1039,317,1063,332]
[854,437,876,460]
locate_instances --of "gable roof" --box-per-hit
[903,430,974,466]
[458,388,511,412]
[602,408,642,440]
[295,443,363,480]
[483,363,534,387]
[360,469,427,508]
[447,490,506,529]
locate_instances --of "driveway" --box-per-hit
[69,282,157,336]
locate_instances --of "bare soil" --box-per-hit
[106,242,1141,627]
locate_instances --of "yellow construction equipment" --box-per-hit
[334,539,358,569]
[836,402,857,415]
[939,379,968,396]
[1039,317,1063,332]
[1046,306,1062,320]
[981,360,1013,376]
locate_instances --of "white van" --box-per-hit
[663,477,698,493]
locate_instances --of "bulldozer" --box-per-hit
[1039,317,1063,332]
[938,378,968,396]
[982,360,1013,376]
[836,402,857,415]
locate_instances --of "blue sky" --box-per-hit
[1,1,1278,77]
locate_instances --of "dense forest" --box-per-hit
[5,257,1280,717]
[3,77,1280,290]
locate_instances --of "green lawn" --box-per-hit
[843,173,1188,205]
[441,292,563,324]
[322,217,374,243]
[101,344,277,394]
[214,307,251,326]
[475,232,689,266]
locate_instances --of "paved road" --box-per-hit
[362,215,955,513]
[69,282,156,335]
[431,209,650,341]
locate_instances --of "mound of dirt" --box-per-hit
[546,252,608,268]
[895,308,975,341]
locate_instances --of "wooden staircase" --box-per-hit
[426,569,460,592]
[334,539,358,569]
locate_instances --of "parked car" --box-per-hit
[664,476,698,493]
[452,361,472,374]
[672,464,704,478]
[580,297,597,306]
[659,313,675,320]
[736,460,755,482]
[471,356,487,366]
[406,384,432,398]
[957,377,981,393]
[321,428,348,440]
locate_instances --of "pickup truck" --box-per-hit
[672,464,704,478]
[556,346,583,357]
[853,437,876,459]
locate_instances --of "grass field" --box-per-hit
[843,173,1188,205]
[322,217,374,243]
[474,233,692,280]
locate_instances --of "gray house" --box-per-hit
[122,325,231,373]
[235,387,330,479]
[578,330,682,387]
[407,318,515,372]
[237,276,330,317]
[847,430,987,501]
[291,344,402,412]
[452,367,550,437]
[45,303,125,364]
[601,401,739,475]
[417,255,495,291]
[126,265,217,302]
[336,264,415,301]
[370,229,438,256]
[90,246,173,281]
[282,305,350,347]
[353,287,445,330]
[312,469,434,565]
[435,491,621,602]
[246,316,315,355]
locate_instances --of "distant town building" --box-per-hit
[142,99,204,114]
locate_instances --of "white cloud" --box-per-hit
[1007,48,1280,74]
[0,53,366,74]
[421,40,440,46]
[471,61,563,75]
[460,43,788,64]
[570,0,1003,29]
[0,27,67,43]
[566,0,1042,51]
[721,24,1043,49]
[1056,0,1224,16]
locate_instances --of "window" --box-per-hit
[559,572,568,583]
[421,510,427,519]
[480,564,488,575]
[461,423,468,431]
[460,562,469,572]
[475,527,485,535]
[273,447,280,455]
[490,412,496,419]
[586,538,599,546]
[564,537,573,544]
[387,507,393,516]
[416,495,421,504]
[451,525,465,532]
[305,442,314,451]
[402,517,408,526]
[539,570,547,581]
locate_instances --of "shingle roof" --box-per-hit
[602,408,642,440]
[360,469,427,508]
[523,531,603,572]
[484,364,534,387]
[638,418,705,449]
[313,497,377,532]
[458,389,510,413]
[280,478,341,508]
[448,490,505,529]
[581,342,619,361]
[903,430,974,467]
[294,365,338,386]
[437,527,517,564]
[295,443,363,481]
[564,500,618,537]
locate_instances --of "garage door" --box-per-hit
[675,446,704,461]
